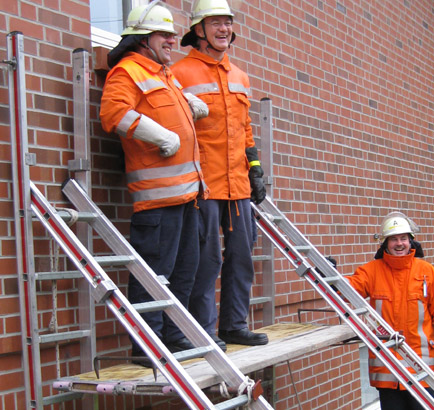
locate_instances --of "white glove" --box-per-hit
[184,92,209,121]
[133,115,180,157]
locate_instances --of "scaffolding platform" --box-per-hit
[54,323,355,396]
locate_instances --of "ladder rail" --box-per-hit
[253,196,434,410]
[70,49,96,398]
[8,31,44,409]
[62,179,274,410]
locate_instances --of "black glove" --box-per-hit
[245,146,266,204]
[316,257,338,291]
[249,165,266,204]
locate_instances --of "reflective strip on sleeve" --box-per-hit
[249,160,261,168]
[117,110,141,137]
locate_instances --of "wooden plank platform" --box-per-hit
[54,323,355,395]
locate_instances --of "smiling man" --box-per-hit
[348,212,434,409]
[100,0,209,363]
[172,0,268,350]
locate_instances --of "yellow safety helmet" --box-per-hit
[190,0,234,27]
[378,211,419,241]
[181,0,235,47]
[121,0,177,37]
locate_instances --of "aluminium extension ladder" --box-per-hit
[31,178,272,410]
[252,196,434,410]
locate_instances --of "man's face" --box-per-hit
[386,233,411,256]
[198,15,233,53]
[147,31,176,64]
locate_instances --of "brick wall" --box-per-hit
[274,344,361,410]
[0,0,433,409]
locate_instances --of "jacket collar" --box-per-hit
[121,51,163,75]
[383,248,415,270]
[187,48,231,71]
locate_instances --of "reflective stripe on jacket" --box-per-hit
[171,49,254,200]
[348,249,434,389]
[100,52,207,212]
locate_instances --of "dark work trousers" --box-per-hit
[378,386,434,410]
[189,198,255,334]
[128,201,199,354]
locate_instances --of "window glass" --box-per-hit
[91,0,127,35]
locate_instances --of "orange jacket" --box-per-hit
[100,52,207,212]
[171,49,255,200]
[348,249,434,389]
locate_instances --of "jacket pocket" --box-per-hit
[408,275,425,299]
[235,92,250,107]
[407,282,425,327]
[130,211,162,258]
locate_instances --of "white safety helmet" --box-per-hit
[190,0,234,27]
[378,211,419,241]
[122,0,177,37]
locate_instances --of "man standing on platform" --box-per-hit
[172,0,269,351]
[100,0,209,359]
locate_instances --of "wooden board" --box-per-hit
[54,323,355,395]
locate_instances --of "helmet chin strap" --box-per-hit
[138,36,164,65]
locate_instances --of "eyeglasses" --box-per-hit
[156,32,177,40]
[206,20,233,29]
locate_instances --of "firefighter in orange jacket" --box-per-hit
[171,0,268,349]
[100,1,209,359]
[348,212,434,409]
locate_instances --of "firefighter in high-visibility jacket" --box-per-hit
[171,0,268,350]
[99,0,209,360]
[348,212,434,409]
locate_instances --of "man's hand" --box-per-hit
[249,165,266,204]
[246,146,266,204]
[133,115,180,157]
[184,92,209,121]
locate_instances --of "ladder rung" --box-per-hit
[36,270,83,280]
[56,210,96,223]
[415,371,428,382]
[294,245,312,254]
[214,395,249,410]
[39,329,91,344]
[132,300,175,313]
[157,275,170,285]
[352,308,368,316]
[252,254,272,262]
[173,346,214,362]
[94,255,136,266]
[323,276,341,284]
[250,296,272,305]
[383,339,399,349]
[42,392,83,405]
[265,213,282,223]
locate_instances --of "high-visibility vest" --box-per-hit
[348,249,434,389]
[172,49,255,201]
[100,52,207,212]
